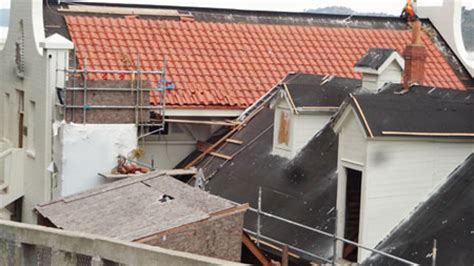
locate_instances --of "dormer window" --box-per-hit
[271,74,360,159]
[354,48,404,92]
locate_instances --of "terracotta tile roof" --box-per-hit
[65,15,465,109]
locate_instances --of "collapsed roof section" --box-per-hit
[44,3,468,110]
[334,85,474,138]
[363,153,474,265]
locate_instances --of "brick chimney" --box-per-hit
[402,21,427,90]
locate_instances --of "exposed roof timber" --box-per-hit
[282,83,299,115]
[381,131,474,137]
[166,109,243,117]
[58,5,193,17]
[349,93,374,138]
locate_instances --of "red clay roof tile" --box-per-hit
[65,15,465,108]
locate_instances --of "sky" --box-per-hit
[1,0,473,37]
[1,0,474,14]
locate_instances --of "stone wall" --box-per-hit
[139,210,246,262]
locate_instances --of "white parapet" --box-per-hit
[58,123,137,197]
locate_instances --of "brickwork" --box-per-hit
[403,44,427,89]
[139,210,245,262]
[64,80,153,123]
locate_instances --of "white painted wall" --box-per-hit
[141,122,219,169]
[272,98,332,159]
[419,0,474,78]
[0,0,57,223]
[335,109,369,260]
[335,108,474,262]
[58,124,137,197]
[360,61,403,92]
[361,139,474,259]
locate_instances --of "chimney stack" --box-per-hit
[402,21,427,90]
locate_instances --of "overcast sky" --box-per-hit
[0,0,473,13]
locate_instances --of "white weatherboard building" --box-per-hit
[333,97,474,262]
[330,29,474,262]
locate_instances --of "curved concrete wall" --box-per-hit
[419,0,474,78]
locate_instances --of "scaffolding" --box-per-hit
[246,186,420,265]
[55,55,170,135]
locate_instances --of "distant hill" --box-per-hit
[0,9,9,27]
[306,6,474,52]
[462,7,474,52]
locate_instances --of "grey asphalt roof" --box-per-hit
[36,171,236,241]
[349,84,474,137]
[354,48,397,70]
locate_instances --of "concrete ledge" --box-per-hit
[0,219,242,265]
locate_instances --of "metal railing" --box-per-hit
[250,187,419,265]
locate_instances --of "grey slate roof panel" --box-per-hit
[351,84,474,136]
[354,48,396,70]
[286,73,361,107]
[363,153,474,265]
[199,106,339,262]
[36,173,235,241]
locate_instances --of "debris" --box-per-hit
[115,155,149,174]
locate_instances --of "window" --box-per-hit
[2,93,10,138]
[26,100,35,153]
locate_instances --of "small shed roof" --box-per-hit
[36,172,238,241]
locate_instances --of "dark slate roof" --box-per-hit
[198,106,339,262]
[350,84,474,137]
[363,153,474,266]
[36,171,236,241]
[284,73,361,108]
[354,48,397,70]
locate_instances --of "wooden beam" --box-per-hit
[242,233,271,266]
[282,83,299,115]
[196,141,213,152]
[165,118,235,127]
[350,94,374,138]
[247,235,300,259]
[281,245,289,266]
[184,105,265,169]
[225,138,244,145]
[162,168,198,176]
[210,152,233,161]
[381,131,474,137]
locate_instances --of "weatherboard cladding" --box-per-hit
[63,13,464,108]
[36,172,235,241]
[363,153,474,265]
[351,85,474,137]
